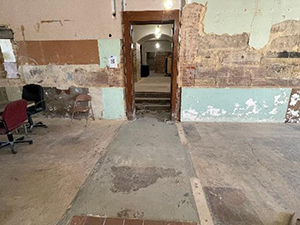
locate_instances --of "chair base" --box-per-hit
[32,121,48,129]
[27,115,48,132]
[0,133,33,154]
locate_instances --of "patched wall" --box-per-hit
[181,88,291,122]
[285,89,300,123]
[180,3,300,88]
[180,2,300,122]
[2,1,300,122]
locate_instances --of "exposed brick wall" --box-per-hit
[155,52,171,73]
[44,87,89,118]
[180,3,300,88]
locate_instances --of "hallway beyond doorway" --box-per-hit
[135,71,171,93]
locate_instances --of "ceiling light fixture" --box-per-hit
[155,25,161,35]
[156,43,160,49]
[155,33,162,39]
[163,0,173,10]
[155,25,162,39]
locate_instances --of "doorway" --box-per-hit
[122,10,180,121]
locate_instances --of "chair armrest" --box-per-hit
[34,99,45,106]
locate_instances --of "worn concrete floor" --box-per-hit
[182,122,300,225]
[0,118,123,225]
[58,117,199,225]
[1,116,299,225]
[135,71,170,93]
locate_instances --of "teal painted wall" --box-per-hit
[181,88,292,122]
[190,0,300,49]
[98,39,121,68]
[102,87,126,119]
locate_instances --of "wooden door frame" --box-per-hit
[122,10,180,121]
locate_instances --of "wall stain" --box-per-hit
[40,19,72,26]
[110,166,181,193]
[34,23,40,33]
[20,25,25,41]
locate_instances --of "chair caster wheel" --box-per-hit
[10,144,17,154]
[29,141,33,145]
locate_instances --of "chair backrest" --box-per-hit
[22,84,46,109]
[75,94,92,102]
[2,99,28,132]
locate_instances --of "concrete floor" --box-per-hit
[135,71,171,93]
[1,116,299,225]
[181,122,300,225]
[0,118,123,225]
[58,117,199,224]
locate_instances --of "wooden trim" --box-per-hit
[122,10,180,121]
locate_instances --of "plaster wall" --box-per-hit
[132,25,173,43]
[1,0,300,122]
[143,41,172,53]
[0,0,123,41]
[191,0,300,49]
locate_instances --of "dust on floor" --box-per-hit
[182,122,300,225]
[0,118,123,225]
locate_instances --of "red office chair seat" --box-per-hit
[0,100,33,154]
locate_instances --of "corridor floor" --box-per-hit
[135,71,171,93]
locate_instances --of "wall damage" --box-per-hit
[181,88,291,122]
[180,2,300,122]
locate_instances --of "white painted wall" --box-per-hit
[132,24,173,43]
[143,40,172,52]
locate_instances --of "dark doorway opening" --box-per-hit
[122,10,180,121]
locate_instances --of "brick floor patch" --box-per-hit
[69,217,198,225]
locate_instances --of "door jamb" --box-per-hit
[122,10,180,121]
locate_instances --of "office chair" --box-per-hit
[0,99,33,154]
[22,84,48,131]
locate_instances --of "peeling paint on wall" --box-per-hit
[200,0,300,49]
[18,64,124,89]
[286,89,300,123]
[180,4,300,90]
[181,88,291,122]
[98,39,121,68]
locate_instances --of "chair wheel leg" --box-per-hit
[10,143,17,154]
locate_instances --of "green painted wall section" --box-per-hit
[98,39,121,68]
[181,88,291,123]
[190,0,300,49]
[102,87,126,119]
